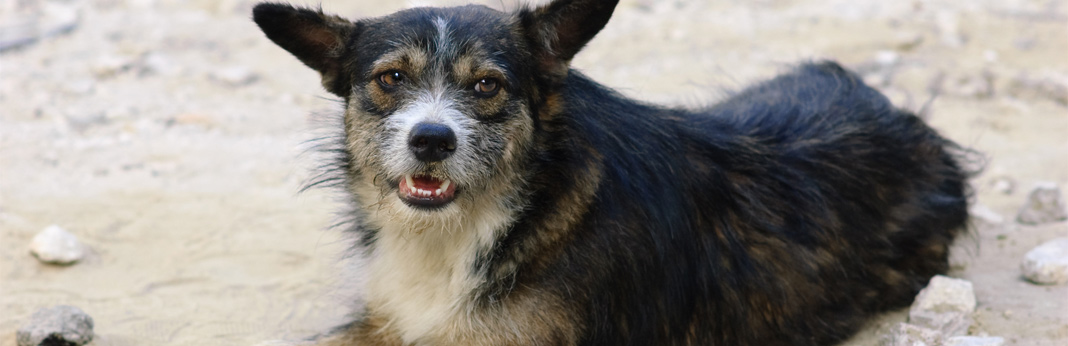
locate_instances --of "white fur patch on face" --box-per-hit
[380,89,480,190]
[433,16,452,58]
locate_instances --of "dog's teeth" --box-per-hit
[434,189,442,196]
[440,179,451,191]
[405,175,415,190]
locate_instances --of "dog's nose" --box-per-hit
[408,122,457,162]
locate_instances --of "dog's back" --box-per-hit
[534,62,970,345]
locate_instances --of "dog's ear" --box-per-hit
[520,0,619,83]
[253,3,357,96]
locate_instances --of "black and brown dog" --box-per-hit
[252,0,972,345]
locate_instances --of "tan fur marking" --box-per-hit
[365,47,431,110]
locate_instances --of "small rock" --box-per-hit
[969,204,1004,227]
[949,71,995,99]
[140,52,182,76]
[1008,74,1068,106]
[875,50,900,67]
[211,66,259,86]
[1021,237,1068,285]
[935,10,964,47]
[1016,182,1067,225]
[943,336,1005,346]
[892,31,924,51]
[167,113,217,128]
[61,78,95,96]
[91,54,134,78]
[880,323,943,346]
[16,305,94,346]
[908,275,976,336]
[982,50,998,64]
[29,225,86,265]
[989,176,1015,195]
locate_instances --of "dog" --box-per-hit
[252,0,972,345]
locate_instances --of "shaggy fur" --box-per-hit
[252,1,973,345]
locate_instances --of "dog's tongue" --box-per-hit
[399,174,456,206]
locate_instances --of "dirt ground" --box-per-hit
[1,0,1066,345]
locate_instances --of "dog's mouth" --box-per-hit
[398,174,457,209]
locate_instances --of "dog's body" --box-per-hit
[253,1,971,345]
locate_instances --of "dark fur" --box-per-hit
[253,1,972,345]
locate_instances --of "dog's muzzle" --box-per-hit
[408,122,456,163]
[398,122,459,209]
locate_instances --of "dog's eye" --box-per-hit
[473,78,500,97]
[377,71,406,88]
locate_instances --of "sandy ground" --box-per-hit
[1,0,1066,345]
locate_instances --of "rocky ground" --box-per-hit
[1,0,1066,345]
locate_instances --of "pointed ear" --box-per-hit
[253,3,357,96]
[520,0,619,83]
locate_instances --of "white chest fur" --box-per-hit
[364,196,513,343]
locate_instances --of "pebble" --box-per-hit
[1021,237,1068,285]
[875,50,900,67]
[943,336,1006,346]
[935,10,964,47]
[91,54,135,78]
[969,204,1004,228]
[989,176,1015,195]
[949,71,995,99]
[880,323,943,346]
[1016,182,1067,225]
[892,31,924,51]
[61,78,96,96]
[141,52,182,76]
[1007,74,1068,106]
[211,66,259,87]
[16,305,95,346]
[29,225,86,265]
[908,275,976,336]
[0,0,81,52]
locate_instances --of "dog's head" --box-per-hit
[253,0,617,223]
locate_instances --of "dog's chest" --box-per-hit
[363,200,512,343]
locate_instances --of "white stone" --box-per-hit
[1017,182,1068,225]
[936,10,964,47]
[908,275,976,336]
[211,66,259,86]
[943,336,1005,346]
[141,52,182,76]
[880,323,943,346]
[969,204,1004,227]
[29,225,85,265]
[875,50,900,66]
[1021,237,1068,285]
[989,176,1015,195]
